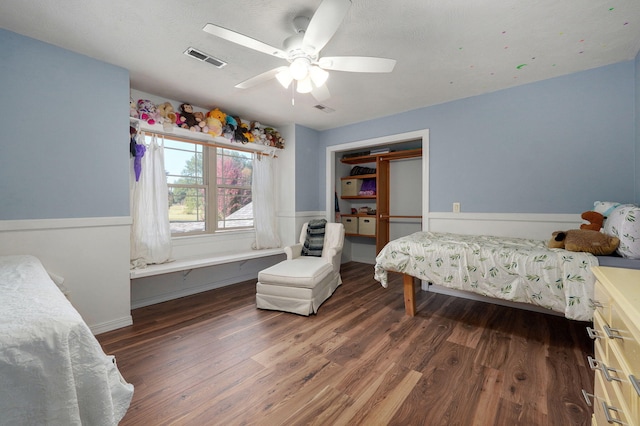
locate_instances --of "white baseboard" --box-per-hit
[91,315,133,335]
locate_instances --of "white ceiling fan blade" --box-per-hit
[235,66,289,89]
[203,23,286,58]
[318,56,396,73]
[303,0,351,53]
[311,84,331,103]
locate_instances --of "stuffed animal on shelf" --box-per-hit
[208,108,227,124]
[179,103,198,130]
[580,211,604,231]
[223,115,237,139]
[250,121,268,145]
[233,116,249,143]
[548,229,619,256]
[174,111,186,128]
[157,102,177,131]
[193,111,206,132]
[137,99,159,125]
[240,121,254,142]
[264,127,285,149]
[205,116,222,137]
[129,98,139,119]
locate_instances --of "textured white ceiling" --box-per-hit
[1,0,639,130]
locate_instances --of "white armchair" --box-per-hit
[256,222,345,316]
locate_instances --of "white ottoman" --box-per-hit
[256,256,341,316]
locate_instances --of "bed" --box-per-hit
[374,232,599,321]
[0,255,133,426]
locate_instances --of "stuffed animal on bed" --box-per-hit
[548,229,619,256]
[580,211,604,231]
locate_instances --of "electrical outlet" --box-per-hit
[453,202,460,213]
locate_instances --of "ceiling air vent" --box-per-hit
[314,104,335,113]
[184,47,227,69]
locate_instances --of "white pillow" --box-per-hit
[593,201,622,217]
[603,205,640,259]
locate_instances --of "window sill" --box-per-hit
[130,247,284,279]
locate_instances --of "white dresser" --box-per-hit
[588,266,640,426]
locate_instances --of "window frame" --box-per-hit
[144,131,257,237]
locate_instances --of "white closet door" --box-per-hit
[389,157,422,241]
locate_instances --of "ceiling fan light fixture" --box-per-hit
[309,66,329,87]
[276,68,293,88]
[296,76,314,93]
[289,57,310,80]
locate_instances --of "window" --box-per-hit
[151,134,253,235]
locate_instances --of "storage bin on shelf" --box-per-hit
[341,217,358,234]
[358,217,376,236]
[341,179,362,197]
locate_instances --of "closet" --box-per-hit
[338,147,422,254]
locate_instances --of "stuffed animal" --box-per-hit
[205,116,223,137]
[233,116,249,143]
[580,211,604,231]
[174,112,186,128]
[548,229,619,256]
[250,122,268,145]
[264,127,285,149]
[129,98,139,119]
[179,103,198,130]
[208,108,227,124]
[157,102,177,131]
[137,99,159,125]
[223,115,237,139]
[240,121,254,142]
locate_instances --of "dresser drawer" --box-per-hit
[593,279,612,323]
[593,371,633,426]
[607,342,640,424]
[610,301,640,368]
[592,312,610,359]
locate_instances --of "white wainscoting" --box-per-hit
[0,217,133,334]
[426,212,582,241]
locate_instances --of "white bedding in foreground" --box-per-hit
[374,232,598,321]
[0,255,133,426]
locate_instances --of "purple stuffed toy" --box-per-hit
[134,143,146,181]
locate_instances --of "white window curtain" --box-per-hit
[252,154,281,249]
[130,133,172,268]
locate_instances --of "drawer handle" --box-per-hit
[631,375,640,397]
[603,325,623,340]
[589,298,604,309]
[601,401,626,425]
[581,389,595,407]
[588,356,622,382]
[586,326,601,339]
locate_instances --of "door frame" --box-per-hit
[325,129,430,232]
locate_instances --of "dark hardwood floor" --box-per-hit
[98,262,594,425]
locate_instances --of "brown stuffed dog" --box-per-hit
[580,211,605,231]
[549,229,619,256]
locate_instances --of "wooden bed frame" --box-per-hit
[400,257,640,318]
[403,274,417,316]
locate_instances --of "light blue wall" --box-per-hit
[0,29,130,220]
[314,61,636,214]
[636,51,640,203]
[294,124,321,211]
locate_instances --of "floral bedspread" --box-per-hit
[374,232,598,321]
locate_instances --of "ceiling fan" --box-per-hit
[203,0,396,102]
